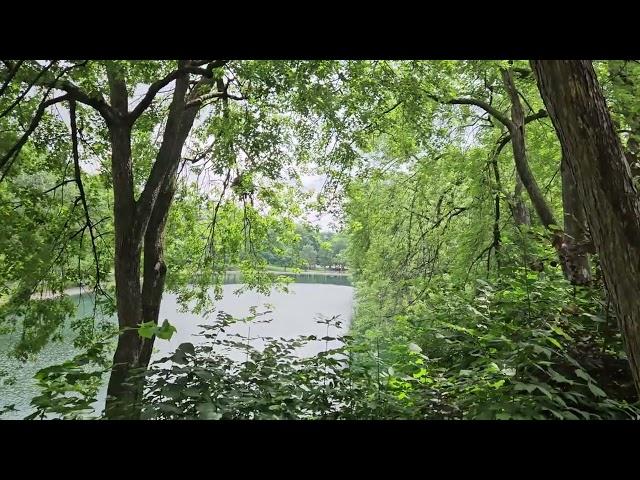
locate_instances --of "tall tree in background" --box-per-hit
[607,60,640,178]
[414,62,591,283]
[532,59,640,395]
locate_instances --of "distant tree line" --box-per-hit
[261,223,348,271]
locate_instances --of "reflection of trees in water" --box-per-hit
[3,284,354,419]
[223,272,351,286]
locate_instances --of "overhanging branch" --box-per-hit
[423,88,513,128]
[129,60,230,123]
[0,93,70,181]
[70,99,102,293]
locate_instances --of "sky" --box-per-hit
[300,173,335,231]
[46,81,341,232]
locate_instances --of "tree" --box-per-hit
[431,65,590,284]
[364,61,591,284]
[606,60,640,178]
[300,244,318,269]
[0,60,282,416]
[3,59,639,421]
[531,59,640,395]
[1,60,397,417]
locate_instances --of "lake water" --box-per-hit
[0,274,354,419]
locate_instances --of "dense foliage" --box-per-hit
[2,59,640,420]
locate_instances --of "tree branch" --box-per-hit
[70,99,102,292]
[128,60,229,123]
[493,109,548,157]
[186,90,246,107]
[0,93,70,181]
[0,60,56,119]
[134,70,198,239]
[128,65,186,123]
[0,60,24,98]
[40,178,76,195]
[501,67,558,228]
[1,60,115,123]
[423,88,513,128]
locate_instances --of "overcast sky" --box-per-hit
[47,82,340,231]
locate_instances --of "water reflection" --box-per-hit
[0,274,353,419]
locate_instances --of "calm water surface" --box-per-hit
[0,274,353,419]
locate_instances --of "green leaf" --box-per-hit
[535,384,553,399]
[587,382,607,398]
[551,325,571,340]
[412,368,427,379]
[574,369,592,382]
[197,403,222,420]
[548,368,573,385]
[562,411,580,420]
[546,337,562,349]
[156,319,177,340]
[177,342,195,356]
[137,321,156,339]
[138,319,177,341]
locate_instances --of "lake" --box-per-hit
[0,273,354,419]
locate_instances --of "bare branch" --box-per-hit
[41,179,76,195]
[70,99,102,292]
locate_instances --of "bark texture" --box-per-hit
[104,64,203,418]
[501,68,557,229]
[532,59,640,396]
[559,153,592,285]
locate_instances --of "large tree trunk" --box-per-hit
[104,68,203,418]
[139,168,179,367]
[559,153,592,285]
[104,127,146,416]
[139,96,199,367]
[531,59,640,396]
[103,68,178,418]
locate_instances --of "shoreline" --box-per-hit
[231,269,350,277]
[28,270,351,300]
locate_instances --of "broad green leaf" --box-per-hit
[588,382,607,398]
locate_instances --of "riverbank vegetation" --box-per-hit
[2,60,640,419]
